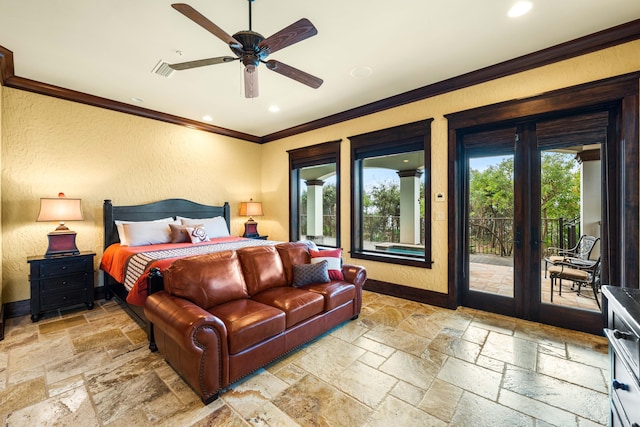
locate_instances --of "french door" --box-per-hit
[460,111,608,333]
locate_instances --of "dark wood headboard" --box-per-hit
[103,199,231,248]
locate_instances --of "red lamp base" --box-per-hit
[45,231,80,258]
[242,219,260,238]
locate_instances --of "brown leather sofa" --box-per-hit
[143,242,367,403]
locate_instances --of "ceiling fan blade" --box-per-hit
[265,60,323,89]
[258,18,317,55]
[171,3,242,48]
[244,66,259,98]
[169,56,237,71]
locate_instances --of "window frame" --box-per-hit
[288,140,341,247]
[349,119,433,268]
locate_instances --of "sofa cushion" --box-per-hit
[251,287,324,328]
[237,246,288,295]
[300,282,356,312]
[164,250,248,309]
[210,299,286,354]
[276,241,312,285]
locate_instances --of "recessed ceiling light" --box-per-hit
[508,1,533,18]
[268,105,280,113]
[130,97,144,103]
[202,115,213,122]
[350,66,373,79]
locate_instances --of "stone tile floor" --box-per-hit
[0,291,610,426]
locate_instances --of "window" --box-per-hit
[288,140,341,247]
[349,120,433,267]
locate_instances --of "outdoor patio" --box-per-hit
[470,260,601,312]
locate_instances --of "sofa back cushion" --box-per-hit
[164,250,248,309]
[237,245,287,295]
[276,242,312,285]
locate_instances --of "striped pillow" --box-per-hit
[310,248,344,280]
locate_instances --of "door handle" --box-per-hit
[515,226,522,249]
[531,226,539,250]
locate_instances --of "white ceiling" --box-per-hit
[1,0,639,137]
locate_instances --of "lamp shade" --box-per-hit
[37,197,84,222]
[239,200,263,217]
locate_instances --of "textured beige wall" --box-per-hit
[261,40,640,294]
[1,90,261,303]
[1,40,639,305]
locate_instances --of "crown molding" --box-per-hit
[2,18,640,144]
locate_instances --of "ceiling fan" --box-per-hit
[168,1,323,98]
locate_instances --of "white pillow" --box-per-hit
[115,217,175,246]
[122,221,176,247]
[180,216,230,238]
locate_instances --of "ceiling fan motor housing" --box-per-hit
[231,31,268,68]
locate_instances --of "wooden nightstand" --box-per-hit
[28,252,95,322]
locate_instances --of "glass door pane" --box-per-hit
[539,145,602,312]
[468,155,515,298]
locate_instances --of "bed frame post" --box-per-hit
[147,267,164,352]
[103,200,114,299]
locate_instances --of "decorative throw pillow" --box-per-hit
[310,248,344,280]
[292,260,330,287]
[186,225,209,243]
[168,223,190,243]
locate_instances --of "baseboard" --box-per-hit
[364,279,454,309]
[4,299,30,318]
[2,286,106,322]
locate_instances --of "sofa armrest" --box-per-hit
[144,291,229,402]
[341,264,366,317]
[145,291,228,350]
[342,264,367,288]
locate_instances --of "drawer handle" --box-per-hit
[62,266,67,270]
[613,329,636,341]
[612,379,629,391]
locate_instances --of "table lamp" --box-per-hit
[37,192,84,257]
[239,199,263,238]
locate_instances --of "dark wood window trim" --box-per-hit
[446,72,640,309]
[288,140,341,246]
[349,119,433,268]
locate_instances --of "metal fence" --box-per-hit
[301,214,426,244]
[468,217,580,257]
[301,214,579,257]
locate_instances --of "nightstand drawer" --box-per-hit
[40,289,88,311]
[37,258,90,278]
[40,274,86,292]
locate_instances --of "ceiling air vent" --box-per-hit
[152,60,175,78]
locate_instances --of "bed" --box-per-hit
[100,198,273,330]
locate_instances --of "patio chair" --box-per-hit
[544,235,599,277]
[547,256,601,308]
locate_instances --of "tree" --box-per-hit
[468,153,580,254]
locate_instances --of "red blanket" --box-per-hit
[100,237,273,306]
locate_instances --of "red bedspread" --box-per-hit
[100,237,274,306]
